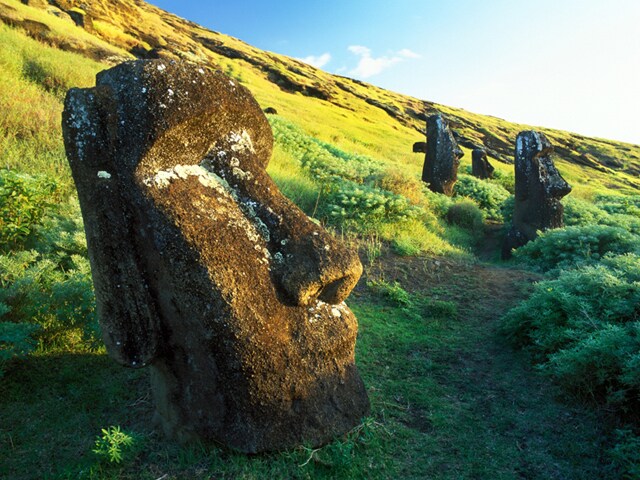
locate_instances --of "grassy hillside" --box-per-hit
[1,0,639,196]
[2,0,640,478]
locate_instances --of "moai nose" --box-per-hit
[279,229,363,306]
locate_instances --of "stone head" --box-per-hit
[62,60,369,452]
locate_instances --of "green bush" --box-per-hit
[0,198,98,355]
[322,179,423,230]
[610,429,640,479]
[0,321,39,377]
[0,169,58,251]
[270,116,384,183]
[446,200,485,233]
[453,174,510,220]
[491,169,515,194]
[513,225,639,272]
[501,254,640,407]
[595,194,640,217]
[563,196,610,227]
[422,188,454,218]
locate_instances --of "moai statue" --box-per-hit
[421,114,464,195]
[62,60,370,453]
[503,131,571,258]
[471,148,495,179]
[412,141,426,153]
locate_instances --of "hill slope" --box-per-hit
[2,0,639,196]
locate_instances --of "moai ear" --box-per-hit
[62,87,160,368]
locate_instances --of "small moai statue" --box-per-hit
[62,60,370,453]
[412,141,426,153]
[421,114,464,195]
[502,131,572,258]
[471,148,495,179]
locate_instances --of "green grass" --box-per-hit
[0,23,104,185]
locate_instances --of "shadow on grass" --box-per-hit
[0,352,150,479]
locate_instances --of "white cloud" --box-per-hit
[398,48,421,59]
[297,52,331,69]
[347,45,420,79]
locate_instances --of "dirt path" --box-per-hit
[358,251,612,478]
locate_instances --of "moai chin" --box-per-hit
[471,148,495,179]
[61,60,370,453]
[503,130,571,258]
[421,114,464,195]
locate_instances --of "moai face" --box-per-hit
[513,131,571,239]
[62,60,369,453]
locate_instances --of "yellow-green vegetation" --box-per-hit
[0,22,104,182]
[1,0,640,477]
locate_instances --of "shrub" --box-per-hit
[0,198,98,355]
[563,196,610,227]
[453,174,510,220]
[610,429,640,479]
[501,254,640,407]
[491,169,515,194]
[322,179,423,230]
[595,194,640,217]
[513,225,639,272]
[370,166,424,205]
[446,200,485,233]
[0,169,58,251]
[0,321,39,377]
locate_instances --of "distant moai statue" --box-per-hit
[503,131,571,258]
[421,114,464,195]
[413,141,426,153]
[62,60,369,453]
[471,148,495,179]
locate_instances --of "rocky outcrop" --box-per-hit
[503,131,572,257]
[471,148,495,179]
[421,114,464,195]
[62,60,369,453]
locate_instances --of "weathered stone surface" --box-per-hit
[421,114,464,195]
[62,60,369,453]
[412,141,426,153]
[471,148,495,179]
[503,131,571,258]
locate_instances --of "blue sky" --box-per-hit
[148,0,640,144]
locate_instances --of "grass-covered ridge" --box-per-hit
[1,0,640,477]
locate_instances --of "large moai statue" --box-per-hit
[62,60,370,453]
[471,148,495,179]
[421,114,464,195]
[503,131,572,258]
